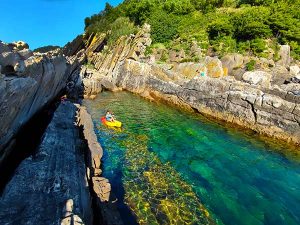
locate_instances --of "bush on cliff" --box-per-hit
[84,0,300,59]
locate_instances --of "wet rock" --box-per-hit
[0,102,92,225]
[92,177,111,202]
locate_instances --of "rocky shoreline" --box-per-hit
[74,24,300,146]
[0,100,123,224]
[0,21,299,224]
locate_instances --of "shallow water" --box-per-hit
[83,91,300,225]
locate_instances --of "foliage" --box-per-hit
[148,10,181,43]
[83,0,300,59]
[246,59,256,71]
[33,45,60,53]
[107,17,137,46]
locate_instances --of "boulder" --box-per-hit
[290,65,300,76]
[221,53,244,74]
[0,51,25,75]
[169,49,185,63]
[205,56,224,78]
[271,65,290,85]
[242,71,272,88]
[277,45,290,67]
[172,62,205,79]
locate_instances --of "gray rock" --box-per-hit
[221,53,244,74]
[83,56,300,144]
[18,49,34,60]
[290,65,300,76]
[0,102,92,225]
[242,71,272,88]
[277,45,291,67]
[0,51,70,163]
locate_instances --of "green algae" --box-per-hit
[122,135,212,225]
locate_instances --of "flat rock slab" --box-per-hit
[0,102,92,225]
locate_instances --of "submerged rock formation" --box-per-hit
[74,24,300,145]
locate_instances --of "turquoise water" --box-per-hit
[83,91,300,225]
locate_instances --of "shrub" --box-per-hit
[148,10,181,43]
[211,36,237,56]
[107,17,137,46]
[250,38,267,55]
[246,59,256,71]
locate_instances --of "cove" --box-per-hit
[83,91,300,225]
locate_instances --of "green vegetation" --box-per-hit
[246,59,256,71]
[33,45,60,53]
[84,0,300,58]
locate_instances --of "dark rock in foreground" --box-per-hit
[0,102,92,225]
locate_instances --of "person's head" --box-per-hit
[106,110,110,114]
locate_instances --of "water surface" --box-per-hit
[83,91,300,225]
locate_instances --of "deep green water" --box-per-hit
[83,91,300,225]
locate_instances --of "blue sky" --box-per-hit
[0,0,123,50]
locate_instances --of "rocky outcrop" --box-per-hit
[0,102,92,225]
[93,59,300,144]
[70,24,300,145]
[242,71,272,88]
[77,106,102,177]
[278,45,291,67]
[77,105,123,225]
[0,41,85,164]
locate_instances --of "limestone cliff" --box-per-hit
[74,24,300,145]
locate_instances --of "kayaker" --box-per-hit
[105,110,115,122]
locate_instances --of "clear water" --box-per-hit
[83,91,300,225]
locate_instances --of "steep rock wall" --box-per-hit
[0,41,84,165]
[0,102,92,225]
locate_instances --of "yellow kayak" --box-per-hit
[101,117,122,128]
